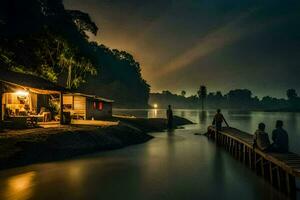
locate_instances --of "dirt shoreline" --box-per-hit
[0,116,193,170]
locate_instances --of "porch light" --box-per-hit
[153,103,158,109]
[16,90,29,97]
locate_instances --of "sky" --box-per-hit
[64,0,300,98]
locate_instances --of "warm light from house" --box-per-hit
[5,171,36,199]
[15,90,29,97]
[153,103,158,109]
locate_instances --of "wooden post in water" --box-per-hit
[269,162,273,184]
[286,172,296,196]
[0,82,3,122]
[243,145,246,164]
[248,149,252,169]
[60,92,64,125]
[260,157,265,177]
[276,167,282,190]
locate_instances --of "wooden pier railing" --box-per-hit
[207,126,300,196]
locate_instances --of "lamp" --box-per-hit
[16,90,29,97]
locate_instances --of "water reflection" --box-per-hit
[199,110,207,124]
[0,110,298,199]
[114,109,300,154]
[4,171,36,200]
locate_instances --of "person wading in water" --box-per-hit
[166,105,174,129]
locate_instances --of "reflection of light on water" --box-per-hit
[148,109,159,118]
[5,171,36,200]
[68,166,82,185]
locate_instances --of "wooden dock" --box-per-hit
[207,126,300,196]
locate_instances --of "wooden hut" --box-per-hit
[63,93,114,120]
[0,70,67,125]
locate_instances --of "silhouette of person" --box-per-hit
[166,105,173,129]
[212,109,229,132]
[268,120,289,153]
[253,123,270,151]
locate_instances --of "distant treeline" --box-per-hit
[149,89,300,111]
[0,0,150,108]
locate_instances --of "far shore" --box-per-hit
[113,107,300,113]
[0,116,193,170]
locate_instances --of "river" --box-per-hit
[0,109,299,200]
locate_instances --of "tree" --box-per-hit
[287,89,297,100]
[286,89,300,109]
[0,0,151,107]
[0,0,99,88]
[227,89,252,109]
[197,85,207,111]
[181,90,186,97]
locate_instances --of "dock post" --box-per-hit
[276,167,282,190]
[229,138,233,154]
[248,149,252,169]
[254,153,257,172]
[237,143,240,160]
[0,82,3,122]
[227,136,230,151]
[60,91,64,125]
[286,172,296,195]
[234,140,236,157]
[260,158,265,177]
[243,145,246,164]
[269,162,273,184]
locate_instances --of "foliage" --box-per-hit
[181,90,186,97]
[78,44,150,107]
[287,89,298,100]
[197,85,207,110]
[0,0,150,107]
[150,88,300,111]
[0,0,98,89]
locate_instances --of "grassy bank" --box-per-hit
[0,116,193,170]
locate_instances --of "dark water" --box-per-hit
[115,109,300,154]
[0,109,299,200]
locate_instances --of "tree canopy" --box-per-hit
[0,0,150,107]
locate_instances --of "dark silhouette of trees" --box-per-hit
[227,89,252,109]
[197,85,207,111]
[287,89,297,100]
[0,0,150,107]
[181,90,186,97]
[150,88,300,111]
[78,44,150,107]
[286,89,300,110]
[0,0,99,87]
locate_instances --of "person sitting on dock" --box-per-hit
[253,123,270,151]
[269,120,289,153]
[166,105,174,129]
[212,109,229,132]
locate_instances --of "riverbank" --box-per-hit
[0,116,193,170]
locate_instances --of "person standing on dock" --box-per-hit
[253,123,270,151]
[166,105,174,129]
[269,120,289,153]
[212,109,229,132]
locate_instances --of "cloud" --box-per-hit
[157,8,262,77]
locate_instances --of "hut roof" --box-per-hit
[64,93,114,103]
[0,70,67,94]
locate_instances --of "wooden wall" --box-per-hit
[63,94,112,120]
[86,98,112,120]
[63,95,86,119]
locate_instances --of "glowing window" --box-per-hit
[98,102,103,110]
